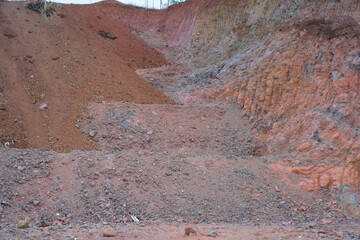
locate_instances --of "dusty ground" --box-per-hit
[1,0,360,239]
[3,222,360,240]
[0,1,172,152]
[0,104,357,239]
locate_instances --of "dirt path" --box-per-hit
[1,222,357,239]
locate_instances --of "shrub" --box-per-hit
[27,0,55,18]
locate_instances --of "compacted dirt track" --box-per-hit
[1,0,360,239]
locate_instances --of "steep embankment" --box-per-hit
[133,0,360,215]
[79,0,223,59]
[187,0,360,192]
[138,1,360,184]
[0,1,173,152]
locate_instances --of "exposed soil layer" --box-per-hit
[136,0,360,198]
[0,103,354,239]
[1,0,360,239]
[0,1,172,152]
[2,222,360,240]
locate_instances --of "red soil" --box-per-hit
[0,1,360,239]
[135,0,360,198]
[0,1,173,152]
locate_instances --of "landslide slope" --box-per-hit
[0,1,173,152]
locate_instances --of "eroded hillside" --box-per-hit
[0,0,360,239]
[136,0,360,215]
[0,1,173,152]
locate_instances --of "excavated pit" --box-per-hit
[1,0,360,239]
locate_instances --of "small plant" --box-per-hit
[27,0,55,18]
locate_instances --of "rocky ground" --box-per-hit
[1,0,360,239]
[0,102,358,239]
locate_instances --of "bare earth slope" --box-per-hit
[0,1,172,152]
[136,0,360,217]
[1,0,360,239]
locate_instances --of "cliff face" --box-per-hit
[135,0,360,214]
[189,1,360,159]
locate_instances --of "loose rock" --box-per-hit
[184,227,196,236]
[17,220,30,229]
[208,231,218,237]
[103,227,116,237]
[89,130,97,137]
[39,103,48,111]
[65,235,76,240]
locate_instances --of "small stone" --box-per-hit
[2,201,11,206]
[17,220,30,229]
[184,227,196,236]
[89,131,97,137]
[336,231,344,238]
[65,235,76,240]
[208,231,218,237]
[32,200,40,206]
[282,220,292,225]
[103,227,116,237]
[39,103,48,111]
[297,142,311,152]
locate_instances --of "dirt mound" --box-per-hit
[0,103,353,240]
[81,103,264,156]
[0,1,173,152]
[0,104,345,227]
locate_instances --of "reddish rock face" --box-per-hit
[135,0,360,212]
[181,5,360,155]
